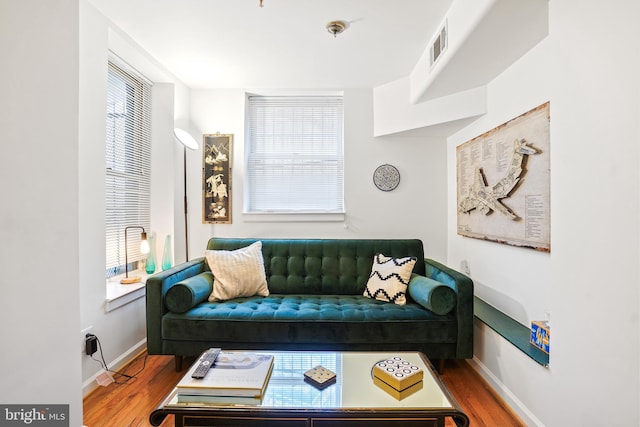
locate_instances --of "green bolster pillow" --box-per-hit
[408,273,456,315]
[165,272,214,313]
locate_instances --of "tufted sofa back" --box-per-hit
[205,238,426,295]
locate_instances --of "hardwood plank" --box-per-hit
[83,352,185,427]
[441,359,525,427]
[83,353,524,427]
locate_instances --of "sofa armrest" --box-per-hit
[145,257,207,354]
[424,258,474,359]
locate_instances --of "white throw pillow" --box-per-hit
[363,254,417,305]
[205,241,269,301]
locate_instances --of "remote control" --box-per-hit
[191,348,221,379]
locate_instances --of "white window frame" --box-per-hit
[244,94,345,220]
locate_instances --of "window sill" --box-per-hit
[242,212,346,223]
[105,270,150,312]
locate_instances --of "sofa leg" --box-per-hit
[175,355,183,371]
[437,359,446,374]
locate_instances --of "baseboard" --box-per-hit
[82,338,147,397]
[468,357,546,427]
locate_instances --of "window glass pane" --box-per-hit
[105,58,152,278]
[247,96,344,213]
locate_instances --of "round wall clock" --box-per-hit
[373,164,400,191]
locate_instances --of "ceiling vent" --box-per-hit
[430,21,448,68]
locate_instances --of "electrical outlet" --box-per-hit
[81,326,94,354]
[460,260,470,275]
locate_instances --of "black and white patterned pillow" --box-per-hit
[363,254,417,305]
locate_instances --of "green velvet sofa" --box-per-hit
[145,238,473,370]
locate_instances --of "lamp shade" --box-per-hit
[174,128,199,150]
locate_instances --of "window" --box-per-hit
[105,57,152,278]
[246,95,344,213]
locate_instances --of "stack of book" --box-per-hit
[372,356,423,400]
[176,351,274,405]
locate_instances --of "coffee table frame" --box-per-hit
[150,351,469,427]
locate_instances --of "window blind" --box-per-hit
[246,96,344,213]
[105,57,152,278]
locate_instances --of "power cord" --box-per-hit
[88,333,148,385]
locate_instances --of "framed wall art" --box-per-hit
[456,102,550,251]
[202,134,232,224]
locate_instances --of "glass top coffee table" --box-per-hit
[151,351,469,427]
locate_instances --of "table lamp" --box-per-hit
[121,226,150,284]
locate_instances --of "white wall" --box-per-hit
[151,83,178,265]
[373,76,487,137]
[448,1,640,425]
[545,1,639,425]
[78,1,150,393]
[185,89,449,262]
[449,39,552,326]
[78,1,191,396]
[0,0,82,425]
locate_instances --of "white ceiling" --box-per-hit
[89,0,454,89]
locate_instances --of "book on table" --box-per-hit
[176,393,263,406]
[176,351,274,398]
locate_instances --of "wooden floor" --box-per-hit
[83,352,525,427]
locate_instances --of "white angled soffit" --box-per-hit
[373,0,549,137]
[373,79,486,137]
[411,0,549,103]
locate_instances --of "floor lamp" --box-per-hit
[174,128,199,261]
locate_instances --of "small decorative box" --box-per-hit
[372,356,423,399]
[531,320,550,354]
[304,365,337,389]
